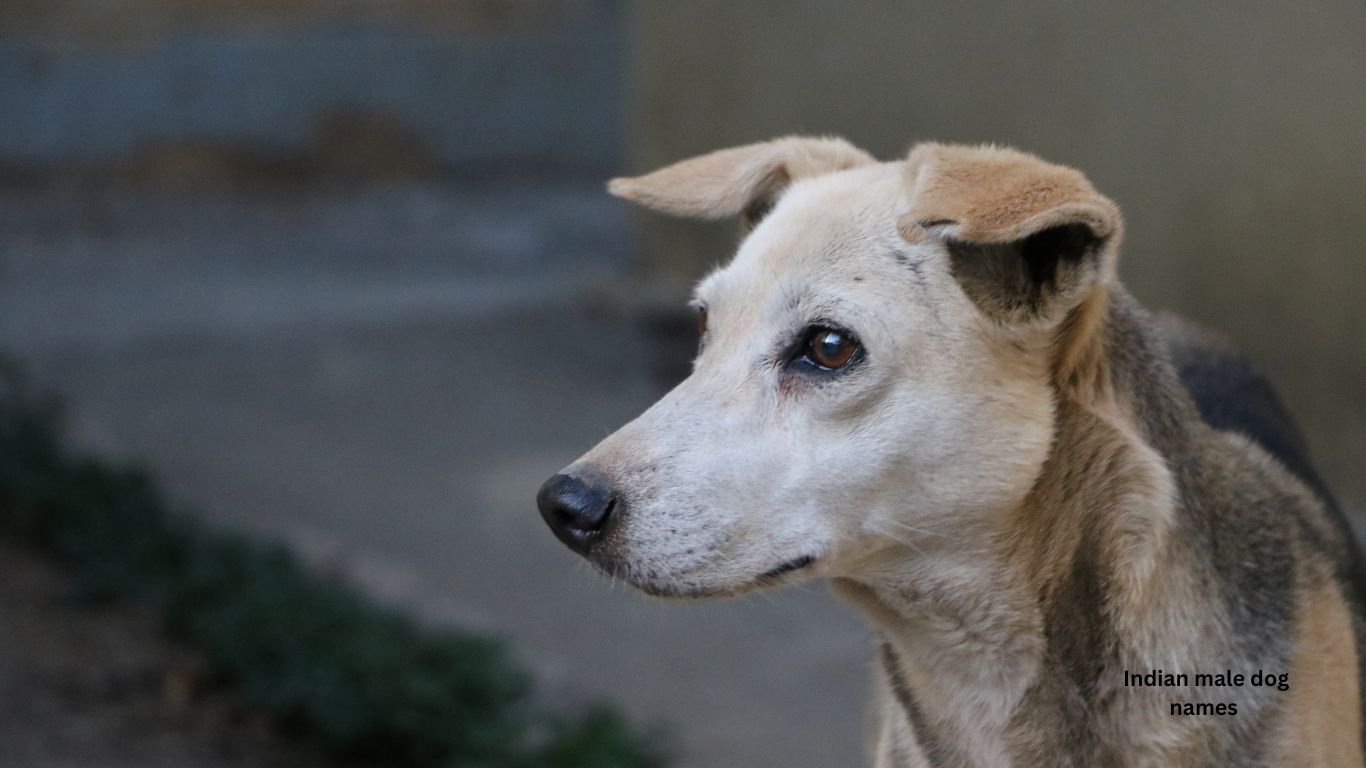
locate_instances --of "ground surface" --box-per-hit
[0,540,337,768]
[0,178,872,768]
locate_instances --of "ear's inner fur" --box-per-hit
[734,162,789,231]
[741,196,777,230]
[947,222,1105,322]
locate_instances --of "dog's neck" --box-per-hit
[834,291,1210,766]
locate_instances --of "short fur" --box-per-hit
[544,136,1364,767]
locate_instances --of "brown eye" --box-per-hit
[696,306,708,338]
[805,326,859,370]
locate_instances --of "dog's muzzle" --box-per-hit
[537,472,618,554]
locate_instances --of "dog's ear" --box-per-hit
[608,136,875,228]
[898,143,1122,325]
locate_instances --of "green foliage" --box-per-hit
[0,361,664,768]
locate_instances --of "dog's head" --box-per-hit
[538,137,1122,598]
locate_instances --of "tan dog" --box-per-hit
[536,137,1366,767]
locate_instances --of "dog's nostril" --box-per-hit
[537,472,618,553]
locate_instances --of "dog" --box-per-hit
[536,137,1366,767]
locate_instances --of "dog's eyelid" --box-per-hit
[801,316,861,344]
[808,315,851,332]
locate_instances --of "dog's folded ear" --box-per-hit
[901,143,1123,398]
[898,143,1122,325]
[608,136,875,227]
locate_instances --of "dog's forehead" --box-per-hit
[697,163,913,307]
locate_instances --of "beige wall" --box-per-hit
[625,0,1366,509]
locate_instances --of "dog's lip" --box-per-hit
[607,554,820,600]
[756,554,818,582]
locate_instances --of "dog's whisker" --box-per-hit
[866,527,929,558]
[884,522,957,539]
[751,587,780,606]
[872,517,962,543]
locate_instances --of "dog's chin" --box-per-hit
[588,553,820,600]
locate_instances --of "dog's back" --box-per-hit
[1160,315,1339,512]
[1161,314,1366,751]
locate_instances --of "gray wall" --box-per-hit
[626,0,1366,510]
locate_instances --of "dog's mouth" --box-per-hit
[756,554,818,583]
[605,553,821,599]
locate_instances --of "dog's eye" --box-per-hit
[803,326,860,370]
[695,306,708,338]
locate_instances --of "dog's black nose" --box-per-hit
[537,473,617,553]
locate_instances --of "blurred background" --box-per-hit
[1,1,1363,766]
